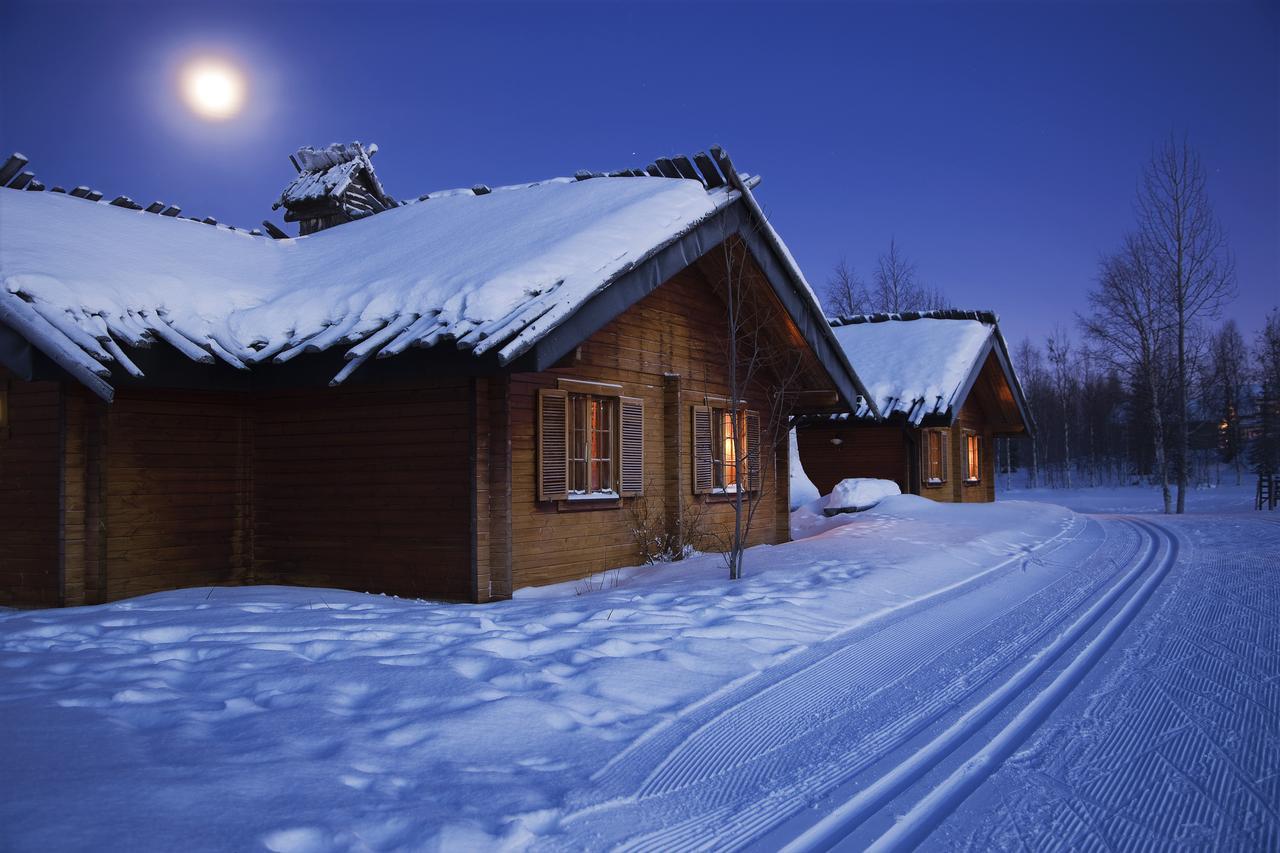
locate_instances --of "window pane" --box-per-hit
[722,411,737,487]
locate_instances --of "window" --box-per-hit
[692,404,761,495]
[570,393,615,495]
[537,383,643,503]
[923,428,949,485]
[713,408,741,491]
[965,432,981,482]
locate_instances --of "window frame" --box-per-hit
[964,430,981,484]
[711,407,743,494]
[922,428,949,487]
[567,391,618,499]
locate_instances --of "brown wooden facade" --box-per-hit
[796,349,1025,504]
[1,244,829,607]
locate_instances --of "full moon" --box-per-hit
[180,59,246,120]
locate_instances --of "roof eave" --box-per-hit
[506,196,869,413]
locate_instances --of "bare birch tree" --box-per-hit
[1046,326,1074,489]
[713,235,809,580]
[1136,135,1236,512]
[1082,236,1173,512]
[871,238,948,313]
[823,258,869,318]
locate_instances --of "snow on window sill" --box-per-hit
[924,478,946,488]
[710,485,740,495]
[566,491,619,501]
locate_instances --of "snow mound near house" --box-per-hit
[825,477,901,515]
[788,427,821,510]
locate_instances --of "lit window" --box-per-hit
[569,393,615,494]
[966,433,981,482]
[712,408,745,491]
[924,429,948,484]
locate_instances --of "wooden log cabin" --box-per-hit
[796,311,1033,503]
[0,145,870,607]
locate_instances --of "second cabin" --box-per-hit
[796,311,1033,503]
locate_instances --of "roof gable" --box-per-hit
[828,310,1032,433]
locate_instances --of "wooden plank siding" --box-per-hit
[505,261,793,591]
[252,381,474,601]
[0,369,61,606]
[102,389,251,600]
[796,423,911,498]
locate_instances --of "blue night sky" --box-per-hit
[2,1,1276,349]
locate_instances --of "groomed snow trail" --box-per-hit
[548,517,1163,851]
[933,514,1280,852]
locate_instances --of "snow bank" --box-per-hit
[825,477,901,515]
[0,498,1076,851]
[788,427,821,510]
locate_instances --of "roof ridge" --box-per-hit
[409,147,754,204]
[0,152,269,237]
[829,308,999,327]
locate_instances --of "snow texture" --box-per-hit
[0,174,735,395]
[0,497,1078,850]
[829,316,992,423]
[788,427,821,510]
[826,477,901,514]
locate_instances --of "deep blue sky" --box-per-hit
[2,1,1276,349]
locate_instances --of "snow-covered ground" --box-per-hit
[1000,477,1258,514]
[0,497,1074,852]
[3,488,1277,851]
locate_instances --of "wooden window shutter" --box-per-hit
[745,410,761,492]
[619,396,644,497]
[939,429,950,482]
[537,388,569,501]
[691,405,713,494]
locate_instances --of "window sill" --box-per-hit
[964,479,982,486]
[558,494,622,512]
[924,480,947,489]
[567,491,619,501]
[703,490,756,503]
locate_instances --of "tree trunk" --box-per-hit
[1148,366,1172,514]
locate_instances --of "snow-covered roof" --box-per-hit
[1,147,866,406]
[828,311,1004,425]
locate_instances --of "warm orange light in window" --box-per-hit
[722,412,737,486]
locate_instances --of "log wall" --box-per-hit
[0,370,61,606]
[102,389,250,600]
[252,381,474,601]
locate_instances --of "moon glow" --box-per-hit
[181,58,246,120]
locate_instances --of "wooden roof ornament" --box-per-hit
[272,142,398,235]
[0,145,873,411]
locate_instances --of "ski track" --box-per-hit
[548,517,1161,851]
[938,514,1280,852]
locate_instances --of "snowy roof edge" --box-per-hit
[0,146,868,411]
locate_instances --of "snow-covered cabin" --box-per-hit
[0,146,869,606]
[796,311,1033,502]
